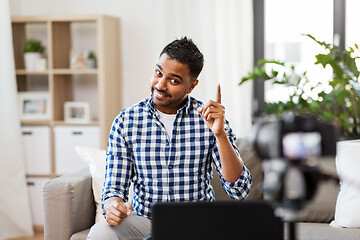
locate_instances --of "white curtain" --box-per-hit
[0,0,34,239]
[154,0,253,137]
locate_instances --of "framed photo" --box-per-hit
[18,92,51,121]
[64,101,91,123]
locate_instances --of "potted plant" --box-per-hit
[239,34,360,139]
[23,39,45,71]
[87,50,97,69]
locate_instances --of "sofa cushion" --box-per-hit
[75,145,135,224]
[236,138,263,200]
[212,138,263,201]
[75,145,106,223]
[291,222,360,240]
[295,180,339,223]
[331,140,360,228]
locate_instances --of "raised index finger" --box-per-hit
[216,83,221,104]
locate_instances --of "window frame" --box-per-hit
[251,0,346,119]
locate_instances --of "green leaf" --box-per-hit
[273,80,287,85]
[314,54,330,68]
[271,70,279,77]
[253,66,262,76]
[23,39,45,53]
[258,59,285,66]
[322,110,335,119]
[303,34,331,49]
[344,53,360,77]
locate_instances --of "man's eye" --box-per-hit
[170,79,179,84]
[155,70,162,76]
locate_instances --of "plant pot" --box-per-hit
[87,59,96,69]
[24,52,41,71]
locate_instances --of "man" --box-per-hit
[87,37,252,239]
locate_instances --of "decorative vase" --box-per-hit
[24,52,41,71]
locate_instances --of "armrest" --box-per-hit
[43,168,96,240]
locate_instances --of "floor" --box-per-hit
[6,230,44,240]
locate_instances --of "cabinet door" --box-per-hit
[27,177,50,226]
[54,126,100,175]
[22,126,51,175]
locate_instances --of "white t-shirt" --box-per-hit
[157,110,177,140]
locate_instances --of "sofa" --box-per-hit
[42,139,360,240]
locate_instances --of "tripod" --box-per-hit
[287,221,296,240]
[273,206,299,240]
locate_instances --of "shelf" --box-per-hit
[53,120,99,126]
[16,69,49,75]
[12,15,104,23]
[26,174,53,178]
[52,68,98,75]
[21,120,99,126]
[16,69,98,75]
[21,120,51,126]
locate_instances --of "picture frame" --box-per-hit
[18,92,51,121]
[64,101,91,123]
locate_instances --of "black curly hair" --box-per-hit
[160,37,204,80]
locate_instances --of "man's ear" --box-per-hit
[187,79,199,94]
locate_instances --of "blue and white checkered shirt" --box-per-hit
[102,95,252,219]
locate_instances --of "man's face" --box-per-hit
[150,53,198,114]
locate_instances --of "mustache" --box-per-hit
[152,87,171,97]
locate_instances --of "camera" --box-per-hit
[251,113,338,218]
[252,113,337,160]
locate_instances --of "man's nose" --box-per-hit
[156,77,167,91]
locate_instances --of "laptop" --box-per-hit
[150,200,283,240]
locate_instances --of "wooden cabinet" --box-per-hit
[12,15,121,177]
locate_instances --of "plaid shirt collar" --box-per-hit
[146,94,193,117]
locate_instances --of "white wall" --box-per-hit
[10,0,253,137]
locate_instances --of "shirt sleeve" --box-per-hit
[101,114,134,209]
[211,120,252,200]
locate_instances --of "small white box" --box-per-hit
[21,126,51,175]
[27,177,50,226]
[54,126,100,175]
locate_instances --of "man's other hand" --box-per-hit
[104,197,133,226]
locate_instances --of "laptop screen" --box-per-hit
[150,200,283,240]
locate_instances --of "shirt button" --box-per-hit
[166,142,169,146]
[168,165,173,170]
[169,190,173,194]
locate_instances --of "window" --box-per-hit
[264,0,333,103]
[346,0,360,67]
